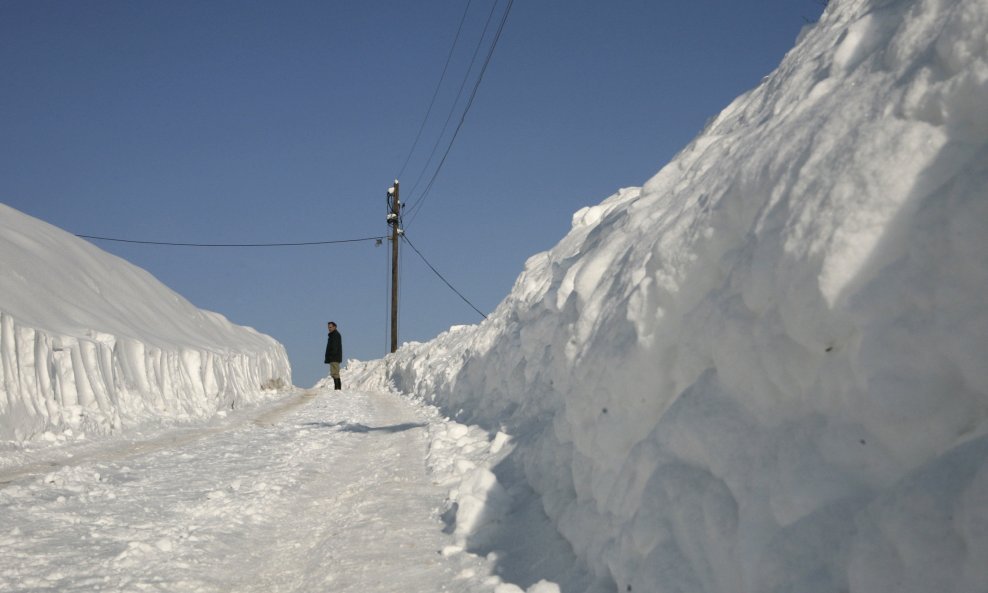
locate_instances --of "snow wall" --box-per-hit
[350,0,988,591]
[0,204,292,442]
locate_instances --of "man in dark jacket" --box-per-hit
[324,321,343,390]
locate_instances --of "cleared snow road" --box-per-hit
[0,389,501,592]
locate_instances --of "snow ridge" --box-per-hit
[0,204,291,441]
[352,0,988,591]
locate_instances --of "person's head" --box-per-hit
[327,321,337,332]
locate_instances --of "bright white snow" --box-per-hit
[346,0,988,591]
[2,0,987,591]
[0,203,291,442]
[0,388,561,592]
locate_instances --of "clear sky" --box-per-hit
[0,0,826,388]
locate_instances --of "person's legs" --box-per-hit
[330,362,341,390]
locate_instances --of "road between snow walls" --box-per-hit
[1,387,591,593]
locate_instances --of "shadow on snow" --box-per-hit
[300,421,427,434]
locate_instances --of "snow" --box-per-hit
[0,389,537,592]
[2,0,987,591]
[0,203,291,442]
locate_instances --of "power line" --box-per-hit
[401,233,488,320]
[404,0,515,226]
[76,234,385,248]
[404,0,503,203]
[395,0,475,181]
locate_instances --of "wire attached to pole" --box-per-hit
[404,0,516,227]
[395,0,476,181]
[76,234,385,248]
[401,233,488,320]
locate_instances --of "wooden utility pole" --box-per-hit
[387,180,401,353]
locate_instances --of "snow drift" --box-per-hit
[0,204,291,442]
[350,0,988,591]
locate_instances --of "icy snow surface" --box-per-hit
[0,388,567,592]
[0,203,291,442]
[350,0,988,591]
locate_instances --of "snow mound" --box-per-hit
[0,203,291,441]
[351,0,988,591]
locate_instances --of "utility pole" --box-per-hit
[386,180,401,353]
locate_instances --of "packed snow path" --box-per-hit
[0,389,507,592]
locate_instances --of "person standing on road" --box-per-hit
[324,321,343,390]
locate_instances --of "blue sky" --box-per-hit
[0,0,825,388]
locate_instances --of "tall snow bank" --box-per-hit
[352,0,988,591]
[0,204,291,441]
